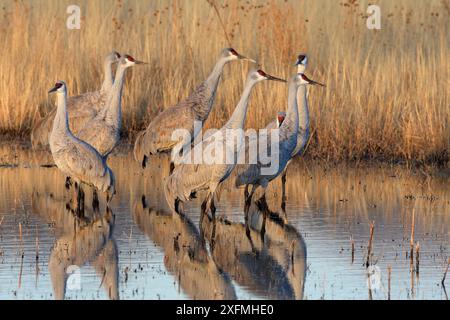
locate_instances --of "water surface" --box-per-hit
[0,149,448,300]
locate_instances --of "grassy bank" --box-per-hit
[0,0,448,164]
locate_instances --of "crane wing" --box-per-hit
[141,104,197,154]
[63,140,107,183]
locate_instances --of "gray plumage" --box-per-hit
[48,81,115,197]
[31,51,120,150]
[235,74,303,191]
[76,55,145,157]
[133,48,255,167]
[266,54,310,159]
[236,55,315,219]
[164,69,285,217]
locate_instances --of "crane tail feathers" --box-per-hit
[133,131,146,164]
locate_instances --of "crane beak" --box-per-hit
[309,79,326,87]
[237,54,257,64]
[266,74,287,83]
[48,85,58,93]
[135,60,148,65]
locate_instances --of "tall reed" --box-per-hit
[0,0,448,164]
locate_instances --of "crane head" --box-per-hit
[48,81,67,94]
[250,69,286,83]
[120,54,147,67]
[295,54,308,73]
[222,48,256,63]
[106,51,121,64]
[298,73,325,87]
[276,111,286,127]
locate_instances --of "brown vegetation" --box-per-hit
[0,0,448,164]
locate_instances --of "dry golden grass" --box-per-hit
[0,0,448,164]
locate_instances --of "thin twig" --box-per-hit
[206,0,232,47]
[365,221,375,268]
[351,235,355,263]
[36,225,39,261]
[18,222,23,250]
[387,265,391,300]
[442,258,450,286]
[410,208,415,267]
[415,242,420,275]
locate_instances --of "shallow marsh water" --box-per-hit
[0,146,449,300]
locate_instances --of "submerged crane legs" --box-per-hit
[65,176,73,190]
[200,191,217,252]
[66,176,101,212]
[244,184,258,254]
[244,184,271,244]
[255,189,271,242]
[69,181,85,217]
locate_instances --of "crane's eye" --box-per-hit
[229,48,238,56]
[257,69,267,77]
[125,55,135,62]
[298,55,306,62]
[115,52,121,59]
[55,82,63,89]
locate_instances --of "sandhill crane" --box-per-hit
[76,54,146,157]
[48,81,115,211]
[235,73,324,236]
[32,191,118,300]
[265,54,309,209]
[133,197,236,299]
[31,51,121,150]
[201,203,307,299]
[49,208,117,300]
[164,69,286,246]
[133,48,256,171]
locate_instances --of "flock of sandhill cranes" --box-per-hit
[31,48,324,241]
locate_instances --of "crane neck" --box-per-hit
[297,64,306,74]
[101,60,114,92]
[291,84,310,157]
[192,57,228,121]
[206,57,227,85]
[280,79,300,145]
[53,91,71,136]
[297,85,309,132]
[224,77,256,130]
[98,63,127,126]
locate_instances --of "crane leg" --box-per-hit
[65,176,72,190]
[199,192,212,237]
[174,198,184,216]
[80,186,85,215]
[75,184,85,217]
[245,185,257,209]
[92,189,99,212]
[281,170,288,223]
[281,169,287,205]
[256,190,270,242]
[169,162,175,175]
[200,197,208,225]
[244,185,258,254]
[209,194,217,253]
[141,155,148,169]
